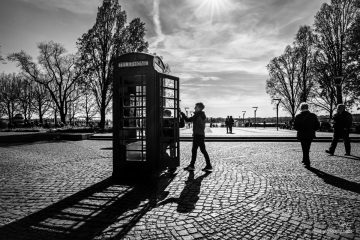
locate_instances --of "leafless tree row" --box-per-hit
[266,0,360,119]
[0,0,148,129]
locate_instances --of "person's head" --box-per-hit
[163,109,172,117]
[230,116,233,118]
[337,104,345,113]
[194,102,205,112]
[300,102,309,112]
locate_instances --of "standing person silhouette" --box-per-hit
[294,103,320,168]
[229,116,234,133]
[225,116,230,134]
[326,104,353,156]
[181,102,213,172]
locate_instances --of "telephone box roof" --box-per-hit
[116,52,166,73]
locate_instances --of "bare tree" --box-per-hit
[294,25,316,102]
[314,0,359,104]
[32,83,51,124]
[18,78,34,122]
[266,46,302,120]
[0,73,21,125]
[78,82,98,126]
[311,52,337,118]
[9,41,85,123]
[77,0,148,130]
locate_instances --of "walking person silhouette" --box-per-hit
[181,102,213,172]
[294,103,320,168]
[326,104,353,156]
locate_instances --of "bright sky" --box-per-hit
[0,0,329,118]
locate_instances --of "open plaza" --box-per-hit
[0,129,359,240]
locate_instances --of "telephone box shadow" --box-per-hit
[307,167,360,194]
[0,174,176,240]
[158,171,211,213]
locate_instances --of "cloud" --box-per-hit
[142,0,328,117]
[0,0,331,117]
[151,0,165,49]
[18,0,100,15]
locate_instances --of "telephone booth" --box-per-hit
[113,53,180,179]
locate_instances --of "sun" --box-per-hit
[195,0,232,21]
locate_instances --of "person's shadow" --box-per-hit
[307,167,360,194]
[158,171,211,213]
[339,154,360,161]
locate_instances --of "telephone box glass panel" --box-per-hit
[121,75,146,161]
[160,75,179,165]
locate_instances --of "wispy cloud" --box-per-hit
[19,0,100,15]
[151,0,165,49]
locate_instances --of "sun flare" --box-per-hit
[195,0,233,21]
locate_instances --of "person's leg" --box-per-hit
[198,136,211,167]
[305,141,312,163]
[300,141,308,163]
[189,136,200,167]
[328,132,340,154]
[343,132,351,155]
[301,140,311,166]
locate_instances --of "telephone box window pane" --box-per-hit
[162,99,175,108]
[163,78,174,88]
[163,89,175,98]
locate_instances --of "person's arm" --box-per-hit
[181,112,193,122]
[345,113,353,130]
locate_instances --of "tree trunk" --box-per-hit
[329,109,333,120]
[54,109,57,125]
[7,103,12,126]
[39,107,43,124]
[99,104,106,130]
[23,107,28,121]
[59,110,66,124]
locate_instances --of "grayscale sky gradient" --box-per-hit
[0,0,329,117]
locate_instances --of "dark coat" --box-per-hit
[229,117,234,126]
[225,118,230,126]
[332,111,353,133]
[181,111,206,136]
[294,111,320,140]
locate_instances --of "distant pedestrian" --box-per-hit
[294,103,320,168]
[181,102,213,172]
[225,116,230,133]
[229,116,234,133]
[326,104,353,156]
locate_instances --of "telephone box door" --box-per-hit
[158,73,180,169]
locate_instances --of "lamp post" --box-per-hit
[334,76,343,104]
[252,107,258,128]
[242,111,246,127]
[273,98,281,131]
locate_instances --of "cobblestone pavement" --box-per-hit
[0,140,359,239]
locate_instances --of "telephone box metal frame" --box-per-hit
[113,53,180,179]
